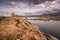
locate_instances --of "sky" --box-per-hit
[0,0,60,16]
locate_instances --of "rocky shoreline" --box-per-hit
[0,13,58,40]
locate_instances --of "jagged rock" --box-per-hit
[0,13,58,40]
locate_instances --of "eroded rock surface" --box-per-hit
[0,13,58,40]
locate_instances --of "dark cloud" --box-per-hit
[0,0,54,4]
[0,0,16,1]
[0,0,6,2]
[27,0,54,5]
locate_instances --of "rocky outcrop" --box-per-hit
[0,13,58,40]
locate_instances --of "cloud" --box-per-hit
[0,0,60,16]
[0,0,54,4]
[0,0,9,2]
[27,0,54,5]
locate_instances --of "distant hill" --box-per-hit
[42,13,60,16]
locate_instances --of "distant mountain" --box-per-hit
[42,13,60,16]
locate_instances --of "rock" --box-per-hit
[0,13,58,40]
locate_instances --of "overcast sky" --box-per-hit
[0,0,60,16]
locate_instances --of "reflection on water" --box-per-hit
[28,20,60,39]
